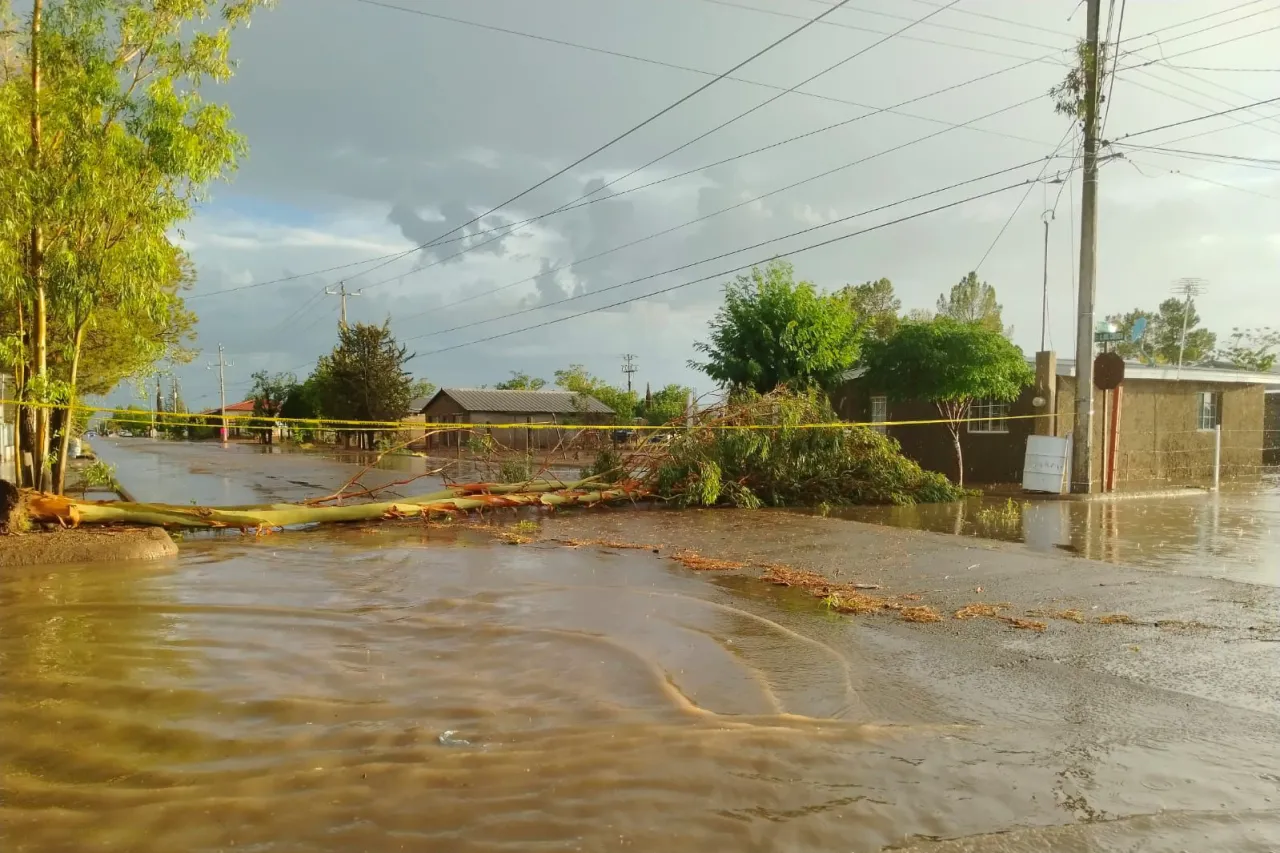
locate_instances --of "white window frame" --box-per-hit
[870,395,888,434]
[968,398,1011,434]
[1197,391,1221,432]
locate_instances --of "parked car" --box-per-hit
[119,430,132,437]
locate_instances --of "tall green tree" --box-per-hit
[495,372,546,391]
[0,0,270,491]
[692,260,861,395]
[316,322,414,449]
[638,383,693,426]
[248,370,295,445]
[554,364,637,421]
[862,318,1033,487]
[841,278,901,342]
[1216,326,1279,372]
[936,272,1005,334]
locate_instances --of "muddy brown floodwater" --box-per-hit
[3,439,1279,851]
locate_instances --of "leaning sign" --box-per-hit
[1022,434,1072,494]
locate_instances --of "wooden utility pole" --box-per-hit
[325,282,363,330]
[207,344,231,442]
[1070,0,1102,494]
[621,353,637,394]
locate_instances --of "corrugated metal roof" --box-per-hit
[423,388,614,415]
[445,388,615,415]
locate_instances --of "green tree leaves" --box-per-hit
[692,260,861,395]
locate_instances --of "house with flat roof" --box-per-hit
[834,352,1276,492]
[415,388,615,451]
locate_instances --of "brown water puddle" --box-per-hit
[3,522,1279,852]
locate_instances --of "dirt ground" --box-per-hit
[0,525,177,567]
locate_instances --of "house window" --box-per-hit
[870,396,887,434]
[968,399,1010,433]
[1197,392,1222,431]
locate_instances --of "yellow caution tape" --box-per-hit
[0,398,1050,432]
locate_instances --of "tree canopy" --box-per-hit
[495,372,547,391]
[842,278,901,342]
[692,261,861,395]
[313,322,414,447]
[554,364,637,421]
[862,318,1032,486]
[1216,326,1279,372]
[935,272,1005,335]
[1106,298,1217,366]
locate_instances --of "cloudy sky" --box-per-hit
[136,0,1280,412]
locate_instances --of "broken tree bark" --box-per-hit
[20,479,642,530]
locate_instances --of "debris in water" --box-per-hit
[438,731,472,748]
[1097,613,1135,625]
[558,538,661,552]
[954,603,1010,620]
[671,550,747,571]
[899,606,944,624]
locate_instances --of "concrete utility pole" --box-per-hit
[1041,209,1054,353]
[621,353,637,394]
[1070,0,1103,494]
[1172,277,1207,379]
[206,344,231,442]
[325,282,363,330]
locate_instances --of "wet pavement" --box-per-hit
[2,438,1279,852]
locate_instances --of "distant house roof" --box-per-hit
[201,399,255,415]
[408,396,433,413]
[420,388,614,415]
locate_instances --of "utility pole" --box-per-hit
[325,282,363,330]
[1041,209,1054,352]
[207,344,231,443]
[621,353,637,394]
[1070,0,1102,495]
[153,374,163,437]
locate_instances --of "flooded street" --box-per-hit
[821,488,1280,587]
[4,440,1280,851]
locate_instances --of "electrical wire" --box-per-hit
[408,175,1066,360]
[387,93,1049,330]
[1107,95,1280,142]
[337,0,966,300]
[691,0,1072,56]
[1111,143,1280,167]
[1100,0,1127,135]
[1122,157,1280,201]
[973,124,1077,273]
[401,156,1067,350]
[1112,70,1280,143]
[343,0,861,286]
[191,0,1280,302]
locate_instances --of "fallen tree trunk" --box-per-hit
[20,479,642,530]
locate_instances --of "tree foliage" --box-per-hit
[862,318,1033,486]
[841,277,901,342]
[0,0,270,490]
[495,372,546,391]
[692,260,861,395]
[1216,326,1279,372]
[554,364,636,421]
[313,322,414,447]
[1105,298,1217,366]
[935,272,1005,335]
[641,383,692,426]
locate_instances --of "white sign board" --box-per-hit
[1022,435,1071,494]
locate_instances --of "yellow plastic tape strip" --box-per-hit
[0,398,1050,432]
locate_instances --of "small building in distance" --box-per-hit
[833,352,1275,492]
[200,399,262,440]
[416,388,615,451]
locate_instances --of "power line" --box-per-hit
[338,0,966,300]
[1124,157,1280,201]
[691,0,1073,56]
[344,0,861,286]
[1113,70,1280,142]
[408,175,1061,360]
[1107,94,1280,142]
[190,0,1280,302]
[1112,142,1280,170]
[402,156,1062,350]
[391,92,1048,333]
[973,124,1077,273]
[1100,0,1127,135]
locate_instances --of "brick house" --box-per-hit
[833,352,1274,492]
